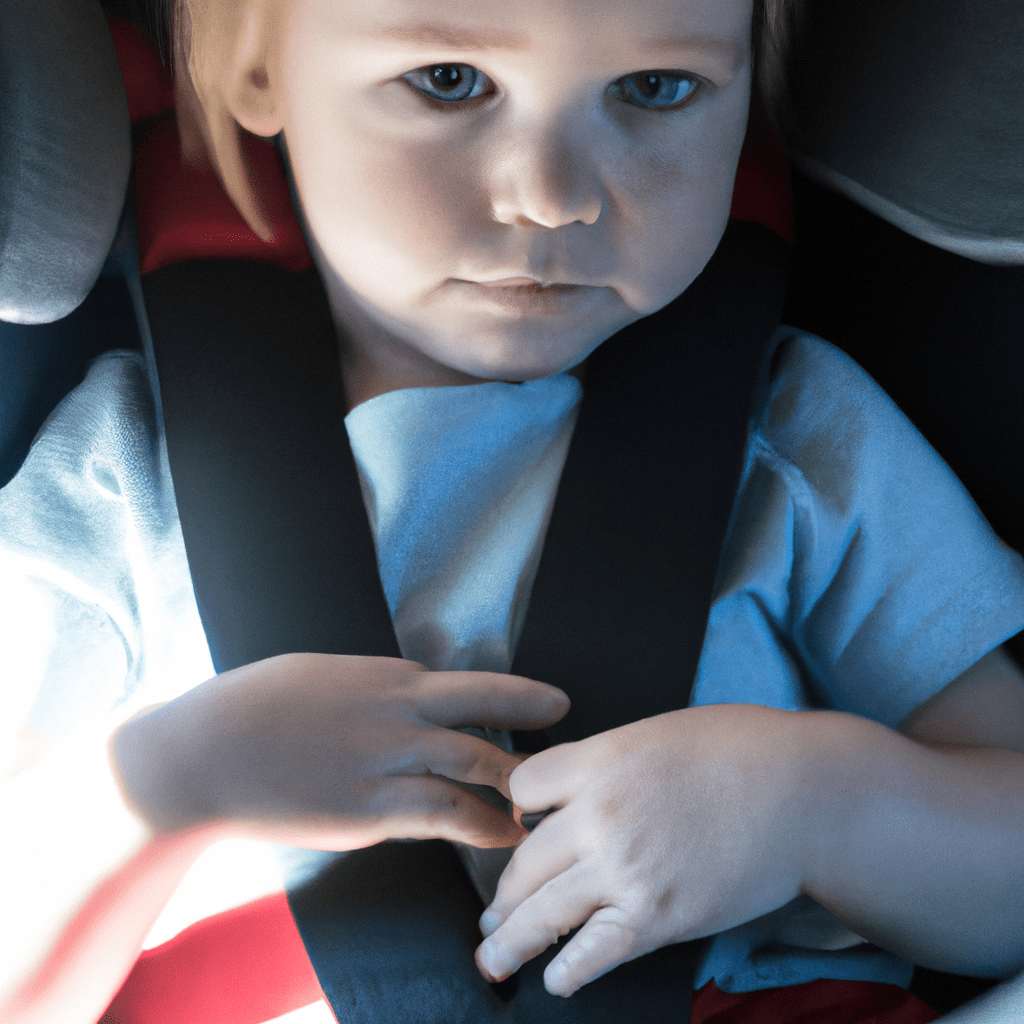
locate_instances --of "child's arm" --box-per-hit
[0,654,567,1024]
[1,724,213,1024]
[474,646,1024,996]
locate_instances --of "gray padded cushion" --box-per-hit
[782,0,1024,264]
[0,0,131,324]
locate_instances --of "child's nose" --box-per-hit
[489,120,603,230]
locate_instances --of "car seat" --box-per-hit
[1,1,1022,1019]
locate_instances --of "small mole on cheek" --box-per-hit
[250,67,270,90]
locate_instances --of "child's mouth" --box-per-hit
[474,277,561,290]
[455,277,594,314]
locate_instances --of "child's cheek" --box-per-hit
[363,138,490,264]
[605,98,749,313]
[293,118,487,297]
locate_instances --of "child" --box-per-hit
[2,0,1024,1022]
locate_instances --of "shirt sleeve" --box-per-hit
[759,330,1024,727]
[0,351,214,760]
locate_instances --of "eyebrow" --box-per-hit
[370,23,529,51]
[368,23,746,68]
[640,33,748,69]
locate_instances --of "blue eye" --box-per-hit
[402,64,493,103]
[610,71,701,110]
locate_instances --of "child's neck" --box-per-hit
[331,287,482,412]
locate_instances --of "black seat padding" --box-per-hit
[785,170,1024,571]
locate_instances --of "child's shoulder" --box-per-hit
[768,327,867,388]
[743,325,1015,568]
[40,349,156,444]
[28,349,162,488]
[755,327,945,505]
[764,327,896,434]
[0,347,170,568]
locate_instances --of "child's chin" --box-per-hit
[437,313,634,382]
[448,340,598,385]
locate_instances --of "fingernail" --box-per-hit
[479,908,502,937]
[478,938,517,981]
[545,958,569,994]
[478,938,501,978]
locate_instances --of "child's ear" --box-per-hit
[221,0,287,137]
[179,0,288,240]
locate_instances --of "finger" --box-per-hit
[542,907,639,997]
[476,862,599,982]
[508,744,587,812]
[414,673,569,731]
[365,774,527,848]
[413,729,527,800]
[480,811,579,932]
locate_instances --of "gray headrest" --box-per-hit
[780,0,1024,264]
[0,0,131,324]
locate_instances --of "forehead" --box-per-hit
[310,0,753,62]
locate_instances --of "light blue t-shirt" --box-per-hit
[2,328,1023,994]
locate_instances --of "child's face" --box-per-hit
[275,0,752,387]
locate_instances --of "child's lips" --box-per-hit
[452,277,600,314]
[474,276,564,289]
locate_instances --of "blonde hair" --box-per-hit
[160,0,804,239]
[166,0,285,239]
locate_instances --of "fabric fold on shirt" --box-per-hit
[345,374,582,673]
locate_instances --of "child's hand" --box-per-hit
[475,705,814,995]
[110,653,568,849]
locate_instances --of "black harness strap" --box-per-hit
[144,221,790,1023]
[144,260,399,670]
[512,222,788,745]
